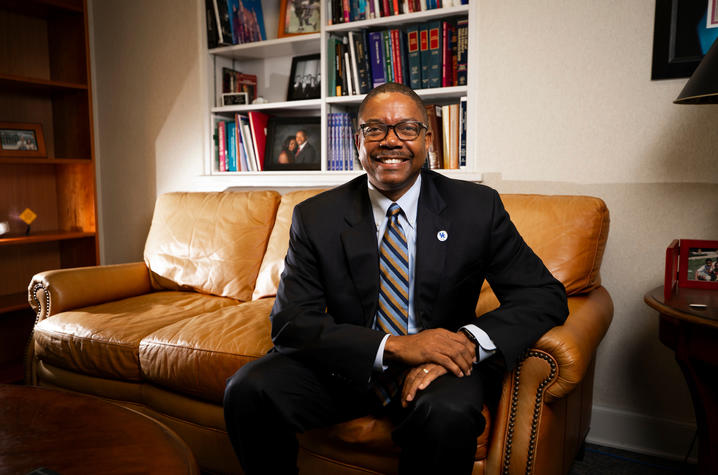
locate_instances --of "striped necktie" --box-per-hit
[372,203,409,406]
[375,203,409,336]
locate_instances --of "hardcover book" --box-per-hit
[406,25,422,89]
[419,25,430,88]
[427,21,442,88]
[456,19,468,86]
[368,31,387,87]
[248,111,269,171]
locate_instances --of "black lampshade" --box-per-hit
[675,38,718,104]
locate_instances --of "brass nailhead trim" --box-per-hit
[502,350,558,475]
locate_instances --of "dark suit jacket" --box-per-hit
[294,142,317,164]
[270,169,568,390]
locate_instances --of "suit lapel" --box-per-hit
[340,178,380,326]
[414,171,449,326]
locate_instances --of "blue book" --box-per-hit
[426,21,442,88]
[239,0,267,42]
[227,121,237,171]
[227,0,239,44]
[367,31,387,88]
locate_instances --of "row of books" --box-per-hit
[327,112,359,171]
[424,98,467,169]
[214,97,466,173]
[328,19,468,96]
[214,111,269,172]
[205,0,266,48]
[329,0,469,24]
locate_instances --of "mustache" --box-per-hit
[373,151,413,159]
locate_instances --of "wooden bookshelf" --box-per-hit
[0,0,98,319]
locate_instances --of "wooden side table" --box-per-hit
[0,385,199,474]
[645,286,718,475]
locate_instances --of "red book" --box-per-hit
[392,0,399,15]
[381,0,390,16]
[247,111,269,171]
[441,21,450,87]
[390,29,403,84]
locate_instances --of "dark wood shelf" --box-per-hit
[0,156,92,165]
[0,73,87,93]
[0,0,83,16]
[0,230,95,247]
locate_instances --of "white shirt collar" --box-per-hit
[367,174,422,230]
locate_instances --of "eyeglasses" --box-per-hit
[359,120,428,142]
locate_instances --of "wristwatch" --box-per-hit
[459,327,480,360]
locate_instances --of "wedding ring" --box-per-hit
[423,368,429,374]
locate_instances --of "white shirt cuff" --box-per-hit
[373,333,391,370]
[461,324,497,362]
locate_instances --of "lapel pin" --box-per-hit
[437,230,448,242]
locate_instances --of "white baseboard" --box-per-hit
[586,405,698,462]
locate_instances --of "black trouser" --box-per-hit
[223,351,487,475]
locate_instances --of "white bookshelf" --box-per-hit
[204,1,480,186]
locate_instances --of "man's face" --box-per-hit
[356,92,431,201]
[295,131,306,145]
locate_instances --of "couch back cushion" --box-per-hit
[254,191,609,305]
[476,194,609,316]
[144,191,281,301]
[253,189,326,300]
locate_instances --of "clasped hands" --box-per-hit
[383,328,476,408]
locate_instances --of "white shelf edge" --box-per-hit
[326,86,468,105]
[212,99,323,114]
[189,169,482,190]
[325,5,469,33]
[209,34,321,60]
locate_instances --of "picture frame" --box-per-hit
[678,239,718,289]
[287,54,321,101]
[278,0,320,38]
[651,0,718,79]
[665,239,680,300]
[221,92,249,106]
[0,122,46,158]
[264,117,320,170]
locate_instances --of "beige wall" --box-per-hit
[91,0,718,458]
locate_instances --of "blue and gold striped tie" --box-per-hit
[373,203,409,406]
[376,203,409,336]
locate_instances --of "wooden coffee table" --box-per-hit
[0,385,198,474]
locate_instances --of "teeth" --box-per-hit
[381,158,403,164]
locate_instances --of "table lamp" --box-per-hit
[674,38,718,103]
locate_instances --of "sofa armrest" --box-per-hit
[534,286,613,402]
[28,262,152,322]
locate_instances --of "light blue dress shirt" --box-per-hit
[368,175,496,370]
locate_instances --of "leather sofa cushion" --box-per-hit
[298,405,490,474]
[139,298,275,403]
[253,189,325,300]
[144,191,281,301]
[33,291,237,381]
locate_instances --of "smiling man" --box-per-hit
[223,83,568,475]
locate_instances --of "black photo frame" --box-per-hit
[652,0,714,79]
[264,117,321,170]
[287,54,321,101]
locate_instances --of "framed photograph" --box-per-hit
[678,239,718,289]
[221,92,249,106]
[652,0,718,79]
[278,0,320,38]
[287,54,320,101]
[709,0,718,28]
[264,117,320,170]
[0,122,46,158]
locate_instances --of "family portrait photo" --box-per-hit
[264,117,320,170]
[0,122,46,158]
[687,247,718,281]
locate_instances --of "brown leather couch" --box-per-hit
[27,189,613,475]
